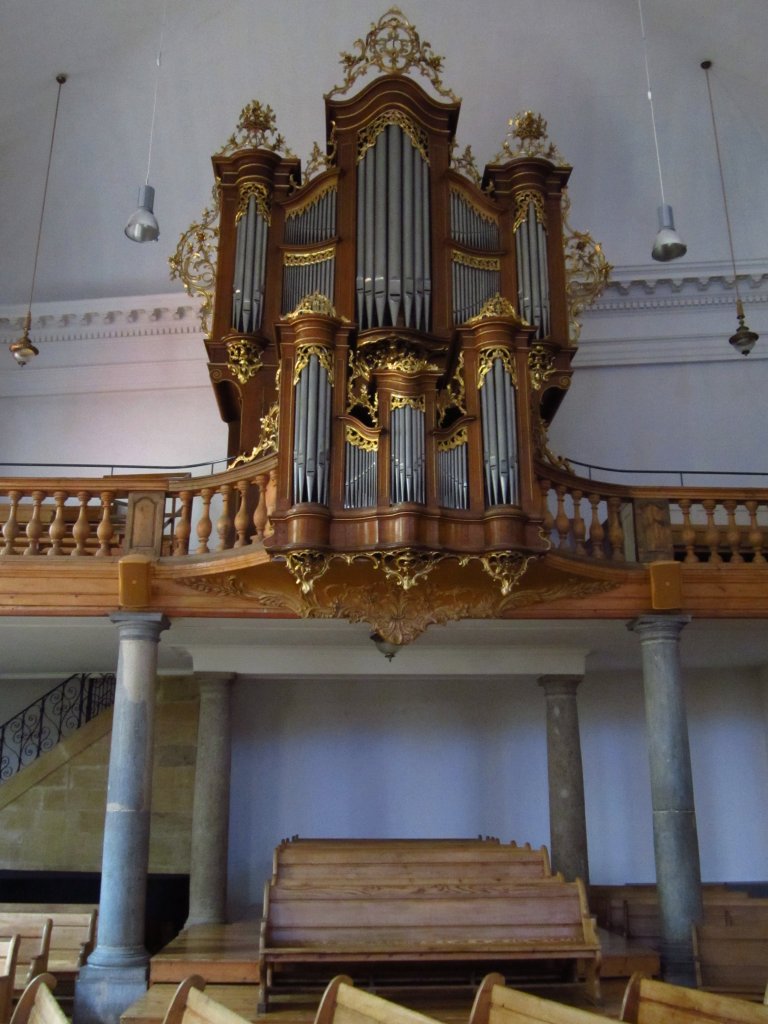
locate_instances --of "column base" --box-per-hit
[660,940,697,987]
[73,963,149,1024]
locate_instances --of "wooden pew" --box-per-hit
[8,975,67,1024]
[258,876,601,1011]
[468,973,606,1024]
[0,937,19,1024]
[315,975,445,1024]
[693,924,768,999]
[0,907,97,991]
[272,838,553,883]
[0,919,50,999]
[619,971,768,1024]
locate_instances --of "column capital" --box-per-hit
[628,614,691,642]
[109,611,170,642]
[538,674,583,696]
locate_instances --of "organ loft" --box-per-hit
[170,5,611,642]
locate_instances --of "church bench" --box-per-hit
[272,838,552,884]
[157,976,254,1024]
[0,937,19,1024]
[619,971,768,1024]
[0,918,51,998]
[258,877,601,1011]
[8,975,67,1024]
[468,973,607,1024]
[314,975,444,1024]
[692,924,768,999]
[0,907,97,988]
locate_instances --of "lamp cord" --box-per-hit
[26,74,67,318]
[702,61,742,308]
[637,0,666,206]
[145,0,168,186]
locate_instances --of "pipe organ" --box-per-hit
[191,7,606,572]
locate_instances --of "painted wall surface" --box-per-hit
[226,667,768,916]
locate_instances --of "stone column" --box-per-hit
[74,612,170,1024]
[538,675,590,884]
[185,672,236,927]
[629,614,703,985]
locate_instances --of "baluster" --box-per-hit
[47,491,67,556]
[745,500,765,563]
[607,496,625,562]
[196,488,213,554]
[264,469,278,539]
[588,494,605,560]
[702,499,721,564]
[24,491,45,556]
[554,484,571,550]
[96,491,115,557]
[71,491,91,556]
[1,490,22,556]
[252,472,269,541]
[722,499,743,563]
[677,498,698,563]
[571,489,586,556]
[234,480,250,547]
[217,484,235,551]
[174,490,193,555]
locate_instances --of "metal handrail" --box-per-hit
[0,672,116,782]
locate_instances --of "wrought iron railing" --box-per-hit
[0,672,116,782]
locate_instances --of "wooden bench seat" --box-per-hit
[0,918,51,998]
[619,971,768,1024]
[258,878,601,1011]
[469,972,606,1024]
[0,938,19,1024]
[0,906,97,989]
[693,924,768,999]
[315,975,444,1024]
[8,975,67,1024]
[158,976,252,1024]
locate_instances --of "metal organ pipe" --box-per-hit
[480,357,519,506]
[515,201,550,339]
[293,353,332,505]
[356,123,431,331]
[390,400,425,505]
[232,195,268,333]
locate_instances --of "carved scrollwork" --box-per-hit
[437,426,468,452]
[294,344,334,384]
[562,189,612,343]
[437,351,466,425]
[285,550,335,594]
[327,6,459,104]
[301,124,338,185]
[465,293,523,326]
[236,181,271,225]
[168,186,219,337]
[477,346,517,389]
[528,343,556,391]
[216,100,293,157]
[452,251,500,271]
[228,403,280,468]
[284,292,345,321]
[364,548,443,591]
[358,109,430,164]
[493,110,567,166]
[459,551,537,596]
[449,143,482,187]
[512,188,546,233]
[226,338,263,385]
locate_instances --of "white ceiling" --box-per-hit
[2,0,767,311]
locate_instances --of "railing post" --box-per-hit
[633,498,674,563]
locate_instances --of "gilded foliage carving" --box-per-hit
[465,294,523,326]
[168,186,219,337]
[493,111,566,166]
[216,100,292,157]
[528,343,556,391]
[562,190,612,343]
[228,403,279,468]
[227,338,263,385]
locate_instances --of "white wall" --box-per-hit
[226,666,768,917]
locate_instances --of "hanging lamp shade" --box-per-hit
[651,203,687,262]
[124,184,159,242]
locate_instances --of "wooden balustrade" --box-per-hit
[0,456,278,559]
[536,463,768,566]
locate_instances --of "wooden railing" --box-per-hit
[0,455,278,559]
[536,463,768,565]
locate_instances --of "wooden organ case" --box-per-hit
[184,8,606,605]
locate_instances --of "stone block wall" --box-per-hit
[0,675,199,874]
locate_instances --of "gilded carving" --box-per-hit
[284,292,346,322]
[283,246,336,267]
[327,6,459,104]
[294,344,334,385]
[226,338,263,384]
[512,189,546,233]
[228,403,280,468]
[345,426,378,452]
[449,145,482,188]
[216,100,292,158]
[168,186,219,337]
[437,426,468,453]
[459,551,537,596]
[347,338,439,424]
[391,393,425,412]
[528,343,556,391]
[285,182,337,221]
[451,251,500,271]
[493,111,567,166]
[285,549,334,594]
[301,124,338,184]
[175,573,301,613]
[363,548,443,590]
[437,351,466,425]
[357,109,429,164]
[562,189,612,343]
[477,347,517,389]
[533,412,572,471]
[465,293,523,326]
[236,181,271,225]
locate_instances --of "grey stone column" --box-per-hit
[74,612,170,1024]
[538,675,590,884]
[185,672,235,927]
[629,614,703,985]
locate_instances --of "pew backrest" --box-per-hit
[8,975,65,1024]
[0,907,97,981]
[0,937,19,1024]
[692,925,768,998]
[160,975,266,1024]
[0,919,51,994]
[314,976,445,1024]
[469,973,607,1024]
[620,971,768,1024]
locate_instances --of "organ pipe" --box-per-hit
[438,430,469,509]
[282,250,336,315]
[480,356,519,506]
[515,200,550,339]
[390,398,425,504]
[293,352,332,505]
[232,194,269,333]
[344,429,378,509]
[356,123,431,331]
